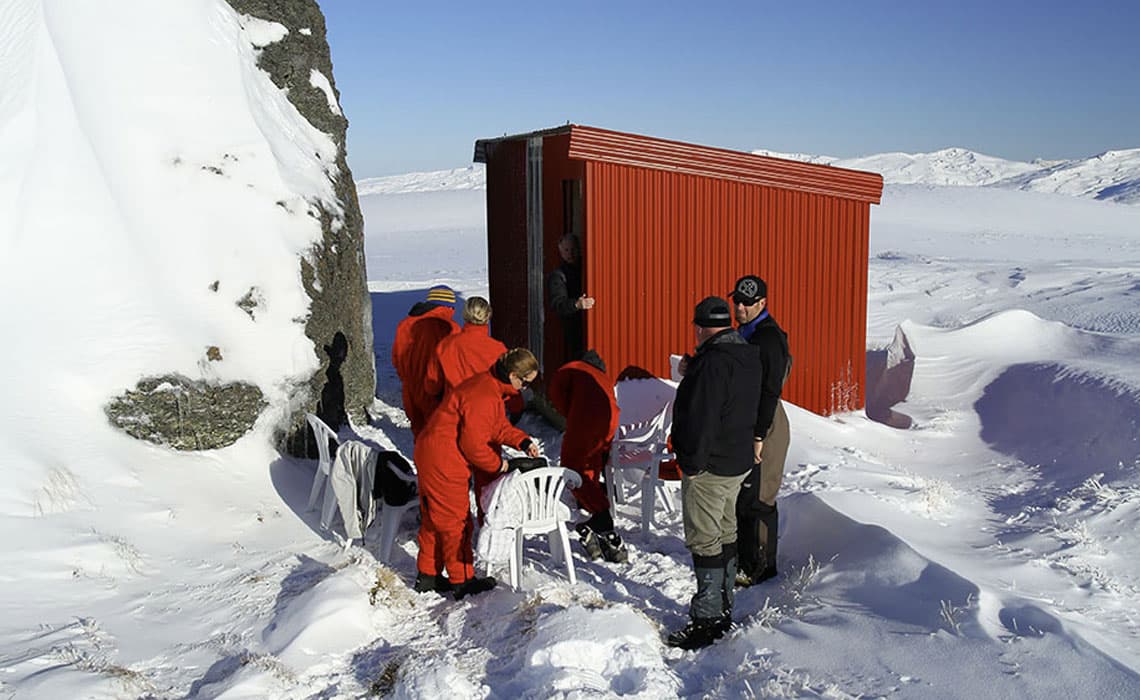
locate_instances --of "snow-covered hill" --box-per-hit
[754,146,1140,204]
[356,165,486,195]
[995,148,1140,204]
[357,144,1140,206]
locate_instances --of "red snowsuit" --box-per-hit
[423,323,515,513]
[413,370,530,583]
[391,304,458,438]
[424,324,508,399]
[548,360,620,515]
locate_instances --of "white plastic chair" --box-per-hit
[604,402,676,532]
[496,467,582,590]
[374,457,420,564]
[305,413,339,515]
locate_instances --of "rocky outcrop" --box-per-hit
[225,0,375,453]
[106,374,266,450]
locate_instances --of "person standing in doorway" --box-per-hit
[730,275,792,586]
[547,233,595,362]
[667,297,761,650]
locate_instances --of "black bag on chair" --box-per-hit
[373,451,417,506]
[507,456,548,473]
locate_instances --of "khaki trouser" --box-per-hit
[758,400,790,504]
[681,470,749,558]
[738,400,791,574]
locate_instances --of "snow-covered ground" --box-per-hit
[2,3,1140,696]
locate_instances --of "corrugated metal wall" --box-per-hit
[584,161,869,415]
[484,140,530,351]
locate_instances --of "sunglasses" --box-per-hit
[731,293,759,306]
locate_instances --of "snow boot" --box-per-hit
[722,542,737,615]
[453,576,497,600]
[666,616,731,650]
[597,531,629,564]
[413,573,452,594]
[576,525,603,560]
[689,554,726,619]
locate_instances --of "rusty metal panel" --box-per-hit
[583,161,869,416]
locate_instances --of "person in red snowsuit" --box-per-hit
[547,350,628,563]
[423,296,519,518]
[424,296,508,398]
[391,285,459,438]
[413,348,542,598]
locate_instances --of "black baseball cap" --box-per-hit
[731,275,767,305]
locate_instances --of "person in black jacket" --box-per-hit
[730,275,792,586]
[546,233,595,362]
[666,296,763,650]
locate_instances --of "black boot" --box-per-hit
[413,573,452,594]
[756,500,779,583]
[453,576,497,600]
[576,525,603,560]
[666,616,730,650]
[735,469,763,587]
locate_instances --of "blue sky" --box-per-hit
[320,1,1140,177]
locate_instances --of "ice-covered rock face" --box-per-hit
[224,0,374,453]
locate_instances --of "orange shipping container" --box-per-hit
[474,125,883,416]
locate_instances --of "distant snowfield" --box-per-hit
[2,12,1140,692]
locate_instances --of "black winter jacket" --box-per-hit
[547,261,584,360]
[745,315,790,439]
[671,329,763,477]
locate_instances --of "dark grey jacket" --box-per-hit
[671,330,763,477]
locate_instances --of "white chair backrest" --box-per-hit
[614,400,671,447]
[305,413,339,465]
[517,467,581,528]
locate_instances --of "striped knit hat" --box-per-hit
[425,285,457,308]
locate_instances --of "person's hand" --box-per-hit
[575,295,595,310]
[753,438,764,464]
[500,458,510,473]
[677,353,692,376]
[525,441,541,458]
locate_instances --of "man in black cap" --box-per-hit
[666,296,762,650]
[730,275,792,586]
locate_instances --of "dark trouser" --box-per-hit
[737,401,789,576]
[737,495,778,578]
[579,509,615,535]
